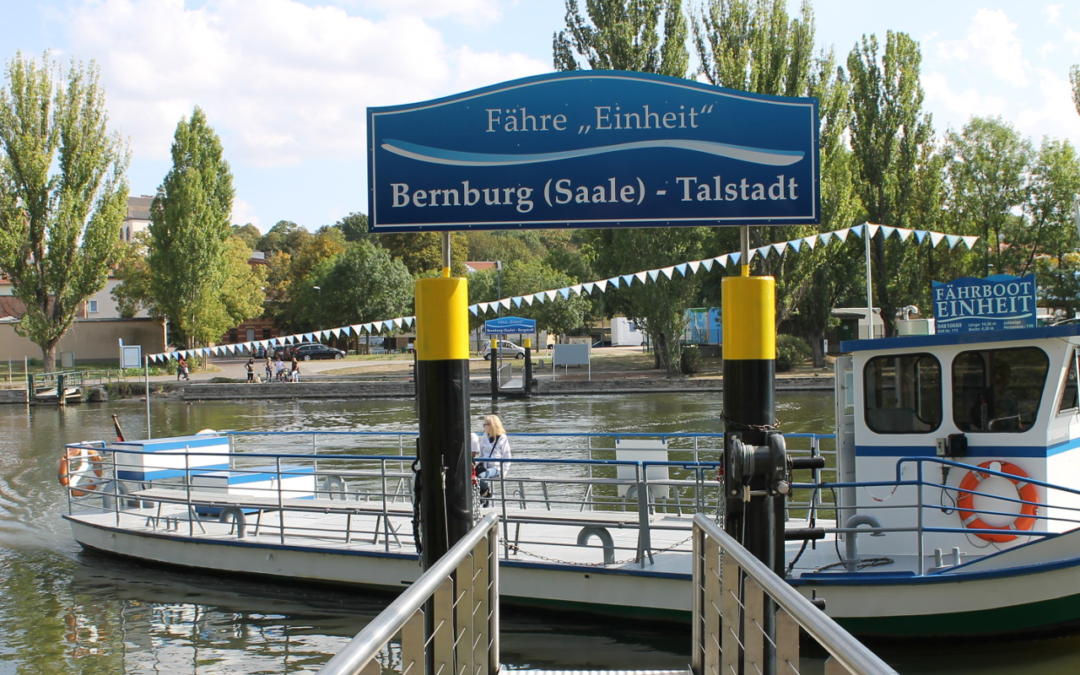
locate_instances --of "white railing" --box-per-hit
[318,513,500,675]
[692,515,897,675]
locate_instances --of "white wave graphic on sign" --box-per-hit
[381,138,804,167]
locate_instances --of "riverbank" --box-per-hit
[4,348,836,403]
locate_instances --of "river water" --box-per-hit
[1,392,1077,674]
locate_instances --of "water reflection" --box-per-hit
[1,392,1072,674]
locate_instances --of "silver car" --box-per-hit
[481,340,526,360]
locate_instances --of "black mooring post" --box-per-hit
[489,338,498,400]
[415,276,473,569]
[722,271,780,675]
[524,338,533,397]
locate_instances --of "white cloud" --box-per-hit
[62,0,543,169]
[1014,69,1080,147]
[232,197,261,230]
[452,46,549,91]
[922,71,1009,130]
[937,9,1029,87]
[361,0,501,26]
[1047,4,1062,23]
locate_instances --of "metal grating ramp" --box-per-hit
[512,671,691,675]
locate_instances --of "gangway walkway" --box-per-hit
[317,514,899,675]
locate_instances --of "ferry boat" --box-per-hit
[59,324,1080,638]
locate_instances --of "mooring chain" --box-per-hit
[506,533,695,567]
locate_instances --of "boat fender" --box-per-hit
[58,447,104,497]
[577,526,615,564]
[957,461,1039,543]
[219,506,246,538]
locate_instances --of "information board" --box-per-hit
[933,274,1037,334]
[368,71,819,232]
[483,316,536,334]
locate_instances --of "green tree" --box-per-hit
[502,259,590,338]
[0,53,128,370]
[944,117,1032,277]
[788,50,863,367]
[258,220,311,257]
[692,0,824,342]
[554,0,688,76]
[309,241,413,336]
[112,230,153,318]
[693,0,813,98]
[585,226,707,373]
[1026,138,1080,316]
[270,227,347,332]
[148,107,256,348]
[231,223,262,250]
[555,0,704,375]
[379,231,468,276]
[847,31,941,335]
[336,212,371,242]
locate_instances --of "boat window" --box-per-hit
[952,347,1049,432]
[1058,349,1079,416]
[863,354,942,434]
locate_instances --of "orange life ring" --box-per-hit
[58,447,103,497]
[957,460,1039,543]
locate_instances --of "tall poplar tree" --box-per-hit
[0,53,128,370]
[149,107,252,349]
[692,0,835,349]
[847,31,941,336]
[554,0,703,375]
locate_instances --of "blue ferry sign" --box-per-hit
[483,316,536,334]
[368,71,820,232]
[933,274,1037,334]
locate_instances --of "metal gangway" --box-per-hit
[317,513,898,675]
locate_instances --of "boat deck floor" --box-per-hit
[67,499,703,572]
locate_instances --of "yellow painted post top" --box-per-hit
[415,277,469,361]
[490,338,497,348]
[722,275,776,360]
[523,338,532,349]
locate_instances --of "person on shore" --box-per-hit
[265,355,273,383]
[275,356,285,382]
[475,415,511,504]
[177,356,189,381]
[245,358,255,383]
[289,358,300,383]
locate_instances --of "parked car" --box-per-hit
[292,343,346,360]
[481,340,526,360]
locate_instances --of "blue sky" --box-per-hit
[2,0,1079,233]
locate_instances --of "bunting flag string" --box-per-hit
[146,222,977,362]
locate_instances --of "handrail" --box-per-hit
[318,513,500,675]
[692,514,897,675]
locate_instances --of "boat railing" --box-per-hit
[799,455,1080,575]
[692,514,898,675]
[317,513,500,675]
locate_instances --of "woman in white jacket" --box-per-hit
[475,414,511,502]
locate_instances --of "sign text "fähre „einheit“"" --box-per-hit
[389,104,801,214]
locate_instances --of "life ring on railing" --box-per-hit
[58,447,104,497]
[957,460,1039,543]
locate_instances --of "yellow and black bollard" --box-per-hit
[721,271,783,573]
[414,275,473,568]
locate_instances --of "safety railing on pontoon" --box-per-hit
[59,431,837,565]
[693,515,898,675]
[793,455,1080,575]
[317,513,500,675]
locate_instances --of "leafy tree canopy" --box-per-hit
[0,52,129,370]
